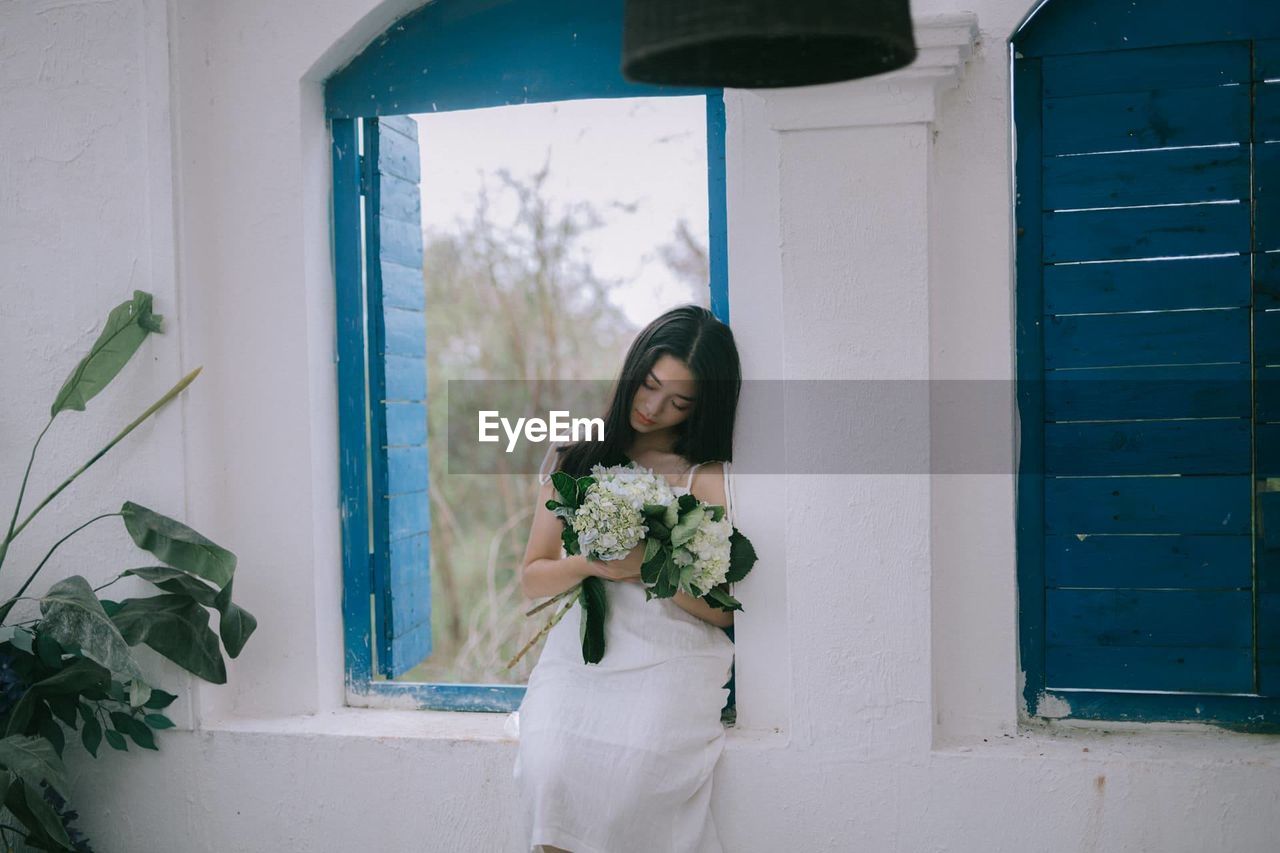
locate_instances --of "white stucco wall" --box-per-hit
[2,0,1279,850]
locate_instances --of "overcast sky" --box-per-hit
[412,95,710,328]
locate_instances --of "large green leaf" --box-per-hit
[0,735,68,795]
[579,576,607,665]
[109,594,227,683]
[5,776,73,851]
[213,577,256,658]
[120,502,236,588]
[51,290,163,417]
[122,567,256,659]
[38,576,145,683]
[726,530,758,584]
[703,585,743,612]
[28,656,111,698]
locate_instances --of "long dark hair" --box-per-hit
[552,304,741,478]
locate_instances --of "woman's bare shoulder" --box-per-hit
[689,461,728,507]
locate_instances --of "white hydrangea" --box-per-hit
[674,509,734,597]
[570,463,674,561]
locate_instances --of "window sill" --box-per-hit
[200,707,790,750]
[933,719,1280,767]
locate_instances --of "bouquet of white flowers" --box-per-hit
[638,491,756,612]
[507,461,676,667]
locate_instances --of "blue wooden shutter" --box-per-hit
[1035,41,1260,694]
[364,115,432,678]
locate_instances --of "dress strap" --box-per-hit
[684,461,704,490]
[723,460,735,527]
[537,443,561,486]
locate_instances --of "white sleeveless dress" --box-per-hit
[510,451,738,853]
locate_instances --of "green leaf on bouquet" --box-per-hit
[560,526,579,556]
[579,576,607,664]
[641,503,668,518]
[550,471,578,507]
[651,550,679,599]
[726,530,758,584]
[707,505,726,522]
[574,475,596,505]
[676,493,697,512]
[663,501,680,529]
[670,510,704,548]
[640,539,664,584]
[704,585,743,612]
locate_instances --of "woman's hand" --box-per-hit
[587,541,646,584]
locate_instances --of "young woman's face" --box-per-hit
[631,354,697,433]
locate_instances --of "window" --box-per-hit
[1013,0,1280,729]
[326,0,729,712]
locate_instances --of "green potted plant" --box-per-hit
[0,291,256,851]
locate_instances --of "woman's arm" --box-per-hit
[519,478,593,600]
[671,589,734,629]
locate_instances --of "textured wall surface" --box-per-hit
[3,0,1280,851]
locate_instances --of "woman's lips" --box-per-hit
[634,409,656,426]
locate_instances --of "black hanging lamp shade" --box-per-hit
[621,0,918,88]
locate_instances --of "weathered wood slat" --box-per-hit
[1043,84,1250,156]
[388,532,431,626]
[1044,363,1251,421]
[384,306,427,357]
[384,354,427,401]
[379,216,424,269]
[1043,306,1249,369]
[1044,418,1250,475]
[385,400,427,446]
[379,170,422,225]
[1048,589,1253,646]
[381,260,425,311]
[1046,533,1253,589]
[1044,474,1251,535]
[1254,369,1280,423]
[1014,0,1272,59]
[1043,202,1249,262]
[1256,39,1280,81]
[1041,41,1250,99]
[1043,254,1249,314]
[388,491,431,541]
[1254,308,1280,365]
[386,446,428,495]
[1043,145,1249,210]
[1255,82,1280,142]
[1045,644,1253,692]
[1255,138,1280,249]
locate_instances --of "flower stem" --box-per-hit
[506,588,580,670]
[524,583,578,617]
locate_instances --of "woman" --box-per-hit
[511,304,743,853]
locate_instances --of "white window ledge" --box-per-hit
[200,708,789,750]
[934,721,1280,767]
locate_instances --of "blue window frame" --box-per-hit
[1014,0,1280,731]
[327,0,729,712]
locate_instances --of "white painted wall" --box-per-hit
[2,0,1279,850]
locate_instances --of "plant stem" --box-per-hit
[506,588,579,670]
[0,419,54,574]
[524,584,578,617]
[4,367,201,548]
[11,513,121,605]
